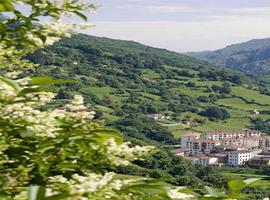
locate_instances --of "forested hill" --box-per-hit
[27,34,270,141]
[186,38,270,75]
[25,33,270,190]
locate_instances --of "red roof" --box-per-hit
[188,139,220,143]
[207,129,260,135]
[183,131,201,137]
[198,156,218,160]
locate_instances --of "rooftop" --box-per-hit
[221,136,261,141]
[217,145,244,150]
[229,150,251,154]
[183,131,201,137]
[207,129,260,135]
[212,153,228,157]
[198,156,218,160]
[189,139,220,143]
[171,148,185,154]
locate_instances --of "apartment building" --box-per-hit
[180,132,201,149]
[196,156,218,166]
[228,150,254,166]
[221,137,260,149]
[174,129,268,167]
[186,140,221,156]
[204,129,261,140]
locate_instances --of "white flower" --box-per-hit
[0,81,17,99]
[4,71,22,79]
[49,172,135,199]
[15,77,31,86]
[104,138,154,166]
[25,32,43,47]
[50,175,68,183]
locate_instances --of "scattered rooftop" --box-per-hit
[207,129,259,135]
[183,131,201,137]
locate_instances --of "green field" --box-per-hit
[141,69,161,79]
[216,98,270,111]
[223,172,270,186]
[172,85,210,97]
[232,86,270,105]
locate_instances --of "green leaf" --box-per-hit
[226,192,249,199]
[31,77,74,86]
[28,185,45,200]
[74,11,88,21]
[34,32,47,43]
[0,1,14,12]
[18,87,52,96]
[0,76,20,92]
[228,180,247,192]
[90,128,123,144]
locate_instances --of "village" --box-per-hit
[172,129,270,167]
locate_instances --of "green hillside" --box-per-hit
[27,34,270,140]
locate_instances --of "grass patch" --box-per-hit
[232,86,270,105]
[192,118,250,132]
[140,92,160,100]
[141,69,160,79]
[216,98,270,111]
[172,86,209,97]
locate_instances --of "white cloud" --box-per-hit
[144,5,201,13]
[229,6,270,16]
[113,4,201,13]
[84,15,270,52]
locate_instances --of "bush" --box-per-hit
[197,96,209,102]
[199,106,230,120]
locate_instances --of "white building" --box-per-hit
[196,156,218,166]
[146,114,170,121]
[228,150,255,166]
[250,109,260,115]
[180,132,201,149]
[186,140,221,156]
[221,137,261,149]
[204,129,261,141]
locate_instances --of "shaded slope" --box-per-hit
[186,38,270,75]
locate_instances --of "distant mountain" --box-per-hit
[186,38,270,75]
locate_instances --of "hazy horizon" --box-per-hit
[80,0,270,52]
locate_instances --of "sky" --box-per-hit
[80,0,270,52]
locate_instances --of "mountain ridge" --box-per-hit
[186,37,270,74]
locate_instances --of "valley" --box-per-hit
[28,34,270,141]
